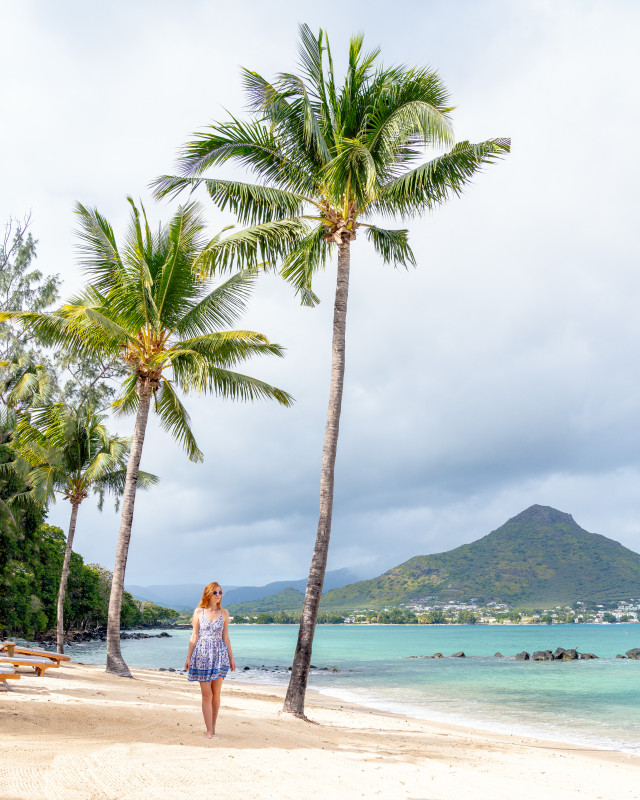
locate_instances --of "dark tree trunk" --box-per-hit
[56,501,80,654]
[105,383,153,677]
[283,238,351,717]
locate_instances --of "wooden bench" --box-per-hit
[0,654,60,677]
[1,642,71,664]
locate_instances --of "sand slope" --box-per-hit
[0,663,638,800]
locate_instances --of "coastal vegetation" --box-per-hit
[154,23,509,717]
[0,521,177,640]
[9,403,158,653]
[0,200,294,676]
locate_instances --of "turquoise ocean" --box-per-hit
[67,624,640,753]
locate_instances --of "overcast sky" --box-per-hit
[2,0,640,587]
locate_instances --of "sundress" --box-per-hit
[187,609,230,682]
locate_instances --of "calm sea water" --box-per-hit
[65,624,640,753]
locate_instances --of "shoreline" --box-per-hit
[1,663,638,799]
[228,667,640,757]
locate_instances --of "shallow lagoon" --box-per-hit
[68,624,640,752]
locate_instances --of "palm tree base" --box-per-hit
[282,705,316,722]
[106,653,133,678]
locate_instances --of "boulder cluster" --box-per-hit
[515,647,640,661]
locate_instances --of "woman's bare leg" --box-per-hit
[210,677,223,734]
[199,682,214,737]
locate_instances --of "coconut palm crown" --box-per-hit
[8,403,158,653]
[153,24,510,716]
[153,25,510,305]
[0,198,294,675]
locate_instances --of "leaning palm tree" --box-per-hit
[153,25,510,716]
[10,403,158,653]
[0,198,294,676]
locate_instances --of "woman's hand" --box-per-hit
[230,658,236,671]
[184,659,190,671]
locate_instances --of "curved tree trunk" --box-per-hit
[106,383,153,677]
[56,501,80,654]
[284,238,351,717]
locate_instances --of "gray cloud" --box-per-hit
[4,0,640,586]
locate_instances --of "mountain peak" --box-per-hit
[508,504,576,527]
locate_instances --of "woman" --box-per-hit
[185,581,236,737]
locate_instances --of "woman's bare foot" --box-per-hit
[204,730,214,739]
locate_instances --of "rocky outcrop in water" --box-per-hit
[552,647,578,660]
[532,650,553,661]
[515,651,530,660]
[626,648,640,659]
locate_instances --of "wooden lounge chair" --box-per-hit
[0,664,20,686]
[0,640,16,657]
[7,645,71,664]
[0,654,60,677]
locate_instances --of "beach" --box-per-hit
[1,663,638,800]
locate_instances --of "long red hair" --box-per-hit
[198,581,222,609]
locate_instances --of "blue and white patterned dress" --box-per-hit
[188,610,230,682]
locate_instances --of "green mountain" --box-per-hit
[228,587,305,614]
[321,505,640,608]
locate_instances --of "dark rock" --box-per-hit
[551,647,578,660]
[243,666,250,671]
[433,653,444,658]
[625,649,640,660]
[515,651,530,661]
[494,652,503,658]
[451,651,465,658]
[580,653,598,659]
[532,650,553,661]
[558,648,578,660]
[616,654,626,659]
[158,632,171,638]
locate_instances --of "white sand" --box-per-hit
[0,663,638,800]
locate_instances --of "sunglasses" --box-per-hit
[212,590,223,595]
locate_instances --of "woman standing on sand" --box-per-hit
[185,581,236,737]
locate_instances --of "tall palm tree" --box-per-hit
[10,403,158,653]
[153,25,510,716]
[0,198,294,676]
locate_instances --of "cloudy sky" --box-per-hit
[2,0,640,587]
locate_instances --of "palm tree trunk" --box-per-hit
[56,501,80,654]
[283,238,351,717]
[106,383,153,677]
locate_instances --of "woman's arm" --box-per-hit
[184,609,200,670]
[222,609,236,671]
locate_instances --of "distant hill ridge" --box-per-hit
[227,505,640,613]
[320,505,640,608]
[126,568,359,610]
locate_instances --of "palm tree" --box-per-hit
[10,403,158,653]
[153,25,510,716]
[0,198,295,676]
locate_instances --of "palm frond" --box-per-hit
[111,374,140,417]
[155,379,203,463]
[279,224,328,307]
[369,138,511,218]
[362,225,416,268]
[172,268,257,338]
[196,219,307,274]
